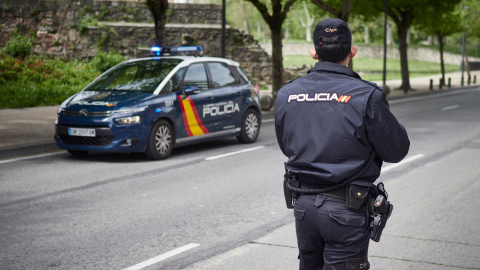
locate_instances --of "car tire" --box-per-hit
[67,150,88,156]
[145,120,174,160]
[237,109,260,143]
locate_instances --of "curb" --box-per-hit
[0,141,59,160]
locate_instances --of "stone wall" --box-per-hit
[0,0,272,86]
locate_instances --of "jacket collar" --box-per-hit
[308,61,361,79]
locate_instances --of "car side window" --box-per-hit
[159,68,185,94]
[207,62,240,88]
[182,63,208,91]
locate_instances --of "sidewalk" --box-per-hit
[1,70,479,160]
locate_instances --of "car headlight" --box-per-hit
[115,106,148,114]
[114,116,141,125]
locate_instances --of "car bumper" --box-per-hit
[55,124,148,152]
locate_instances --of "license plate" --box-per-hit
[68,128,96,137]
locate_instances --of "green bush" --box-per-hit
[0,54,100,108]
[2,30,33,59]
[92,50,125,72]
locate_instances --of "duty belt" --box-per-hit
[299,183,347,201]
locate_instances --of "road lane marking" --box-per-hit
[382,154,424,173]
[205,145,265,160]
[262,118,275,123]
[123,243,200,270]
[441,105,459,111]
[0,151,64,164]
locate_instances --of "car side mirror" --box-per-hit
[184,85,200,95]
[182,86,200,99]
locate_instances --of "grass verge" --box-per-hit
[283,55,460,82]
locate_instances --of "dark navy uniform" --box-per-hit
[275,61,410,269]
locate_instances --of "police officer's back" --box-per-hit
[275,18,410,270]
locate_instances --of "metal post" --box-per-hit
[430,79,433,90]
[461,31,465,85]
[448,77,451,87]
[221,0,226,58]
[439,79,442,89]
[382,0,388,88]
[461,6,469,87]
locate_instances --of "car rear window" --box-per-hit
[207,62,240,88]
[85,59,183,93]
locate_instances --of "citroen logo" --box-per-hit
[79,108,88,116]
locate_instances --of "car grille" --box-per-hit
[58,134,114,146]
[61,109,113,117]
[56,125,114,146]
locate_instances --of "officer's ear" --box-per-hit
[349,45,358,59]
[309,47,318,60]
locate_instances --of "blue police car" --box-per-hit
[54,46,261,159]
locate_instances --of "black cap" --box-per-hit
[313,18,352,46]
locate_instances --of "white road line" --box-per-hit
[0,151,64,164]
[382,154,424,172]
[205,145,265,160]
[441,105,460,111]
[262,119,275,123]
[123,243,200,270]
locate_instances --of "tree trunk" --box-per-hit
[398,27,410,93]
[393,10,414,94]
[148,0,169,47]
[270,24,284,104]
[438,34,445,86]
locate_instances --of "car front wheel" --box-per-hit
[145,120,174,160]
[237,109,260,143]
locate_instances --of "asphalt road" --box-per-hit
[1,87,480,270]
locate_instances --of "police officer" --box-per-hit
[275,18,410,270]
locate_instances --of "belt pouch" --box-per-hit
[346,184,370,211]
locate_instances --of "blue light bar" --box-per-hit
[150,46,203,56]
[151,46,161,56]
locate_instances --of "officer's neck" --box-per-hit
[336,56,351,67]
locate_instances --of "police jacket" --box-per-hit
[275,61,410,187]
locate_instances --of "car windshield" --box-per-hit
[85,58,183,93]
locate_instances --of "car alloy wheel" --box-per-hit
[237,109,260,143]
[146,120,174,160]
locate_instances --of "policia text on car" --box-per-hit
[274,18,410,270]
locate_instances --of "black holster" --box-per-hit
[283,171,299,209]
[368,182,394,242]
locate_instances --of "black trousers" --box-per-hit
[294,194,370,270]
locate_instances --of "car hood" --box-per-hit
[64,91,155,111]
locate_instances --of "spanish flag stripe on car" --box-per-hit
[178,95,209,136]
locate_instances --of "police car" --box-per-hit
[54,46,261,159]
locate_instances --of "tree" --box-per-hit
[244,0,298,107]
[353,0,463,93]
[144,0,169,47]
[294,1,316,42]
[462,0,480,41]
[310,0,350,22]
[415,1,462,87]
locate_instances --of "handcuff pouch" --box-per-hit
[346,184,370,211]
